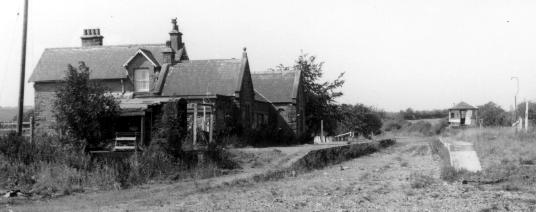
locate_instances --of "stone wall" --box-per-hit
[33,82,60,136]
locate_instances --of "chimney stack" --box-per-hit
[169,18,183,52]
[162,40,175,64]
[81,28,103,47]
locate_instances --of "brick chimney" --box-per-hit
[81,28,103,47]
[162,41,175,64]
[169,18,183,52]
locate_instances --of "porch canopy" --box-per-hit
[118,97,183,116]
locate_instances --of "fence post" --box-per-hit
[29,116,33,143]
[209,107,214,143]
[193,103,197,147]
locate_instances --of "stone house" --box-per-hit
[252,70,306,138]
[448,102,478,127]
[29,19,256,147]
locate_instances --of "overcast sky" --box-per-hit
[1,0,536,111]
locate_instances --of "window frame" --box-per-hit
[134,68,150,92]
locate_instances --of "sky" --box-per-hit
[1,0,536,112]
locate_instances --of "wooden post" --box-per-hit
[17,0,29,136]
[139,116,145,151]
[525,100,529,132]
[320,120,324,143]
[203,105,206,131]
[193,103,197,146]
[29,116,33,143]
[209,108,214,143]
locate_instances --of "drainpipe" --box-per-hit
[120,79,125,94]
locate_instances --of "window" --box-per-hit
[134,68,150,92]
[450,112,455,118]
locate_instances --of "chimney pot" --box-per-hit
[81,28,104,47]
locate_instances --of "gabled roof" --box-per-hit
[449,101,477,110]
[161,59,243,96]
[251,70,301,103]
[254,89,271,102]
[29,44,179,82]
[123,49,161,68]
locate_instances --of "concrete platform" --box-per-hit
[439,138,482,172]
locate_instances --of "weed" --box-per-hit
[409,172,435,189]
[502,183,521,191]
[440,166,465,182]
[400,161,409,167]
[359,173,371,181]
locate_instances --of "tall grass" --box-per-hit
[0,133,237,197]
[449,127,536,191]
[451,127,536,167]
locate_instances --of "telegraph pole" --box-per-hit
[511,76,519,123]
[525,100,529,132]
[17,0,29,136]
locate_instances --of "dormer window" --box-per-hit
[134,68,150,92]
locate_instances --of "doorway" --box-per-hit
[460,110,466,125]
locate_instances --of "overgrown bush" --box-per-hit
[432,118,449,135]
[127,143,175,185]
[1,129,244,197]
[382,120,403,131]
[383,119,447,136]
[409,172,435,188]
[407,121,433,136]
[336,103,383,138]
[54,62,119,151]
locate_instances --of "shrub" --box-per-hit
[439,166,471,182]
[409,172,435,188]
[31,162,84,196]
[54,62,119,151]
[432,118,449,135]
[382,120,404,132]
[128,143,176,185]
[407,121,433,136]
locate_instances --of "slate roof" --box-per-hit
[254,89,270,102]
[161,59,244,96]
[29,44,170,82]
[450,101,477,110]
[251,70,300,103]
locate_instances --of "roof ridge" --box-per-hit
[46,43,166,50]
[185,59,240,62]
[252,70,297,74]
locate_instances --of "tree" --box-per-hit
[273,53,345,138]
[478,102,511,127]
[54,62,119,151]
[11,109,34,122]
[337,104,382,139]
[515,102,536,124]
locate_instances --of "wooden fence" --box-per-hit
[0,120,32,137]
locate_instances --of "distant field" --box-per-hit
[407,118,445,125]
[0,106,32,122]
